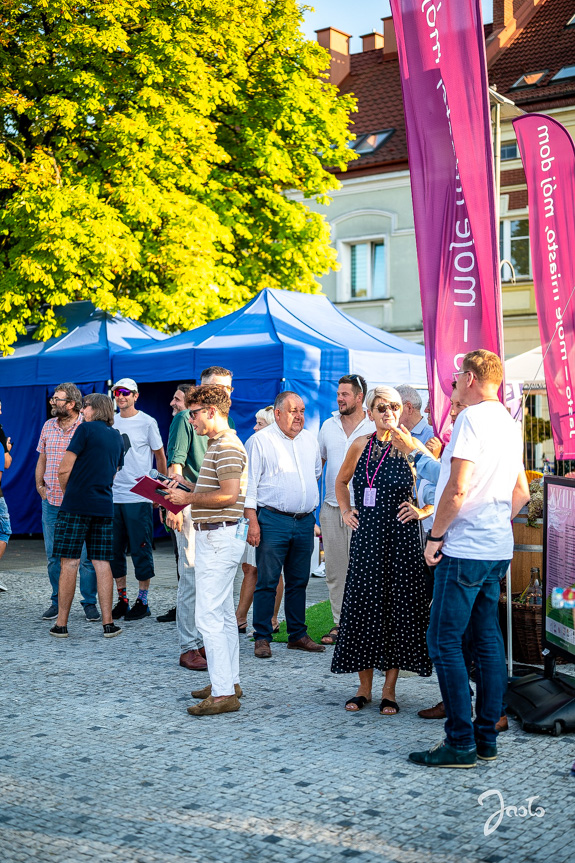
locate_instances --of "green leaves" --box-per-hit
[0,0,355,354]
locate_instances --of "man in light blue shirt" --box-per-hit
[396,384,434,446]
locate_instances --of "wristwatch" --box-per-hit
[426,533,445,543]
[407,448,419,464]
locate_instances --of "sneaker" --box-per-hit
[112,598,130,619]
[408,740,477,769]
[124,598,151,620]
[476,742,498,761]
[83,603,101,622]
[103,623,123,638]
[49,624,69,638]
[0,581,7,592]
[42,604,59,620]
[157,606,177,623]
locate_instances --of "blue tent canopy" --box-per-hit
[0,303,169,533]
[113,288,427,440]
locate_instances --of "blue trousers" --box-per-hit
[253,509,314,643]
[41,499,97,607]
[427,554,509,749]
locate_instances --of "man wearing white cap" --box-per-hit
[110,378,167,620]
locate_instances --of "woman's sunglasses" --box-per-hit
[375,402,401,413]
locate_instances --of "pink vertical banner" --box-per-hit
[390,0,504,439]
[514,114,575,458]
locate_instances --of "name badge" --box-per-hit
[364,487,376,507]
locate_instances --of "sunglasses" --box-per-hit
[451,370,471,383]
[189,407,209,418]
[375,402,401,413]
[113,388,133,397]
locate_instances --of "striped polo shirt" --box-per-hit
[192,429,248,524]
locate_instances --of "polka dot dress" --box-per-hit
[332,436,432,677]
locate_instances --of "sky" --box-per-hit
[301,1,494,54]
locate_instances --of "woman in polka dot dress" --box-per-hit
[332,385,432,714]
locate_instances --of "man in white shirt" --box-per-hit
[396,384,434,446]
[245,392,324,659]
[110,378,167,621]
[409,350,529,770]
[318,374,375,644]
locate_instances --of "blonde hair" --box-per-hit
[366,385,403,413]
[255,405,275,426]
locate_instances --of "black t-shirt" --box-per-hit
[61,421,124,517]
[0,423,7,499]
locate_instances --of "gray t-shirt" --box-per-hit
[112,411,163,504]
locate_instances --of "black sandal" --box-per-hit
[321,626,339,645]
[379,698,400,715]
[345,695,371,712]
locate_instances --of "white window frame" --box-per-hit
[500,217,532,282]
[336,234,390,302]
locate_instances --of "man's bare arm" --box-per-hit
[58,451,78,493]
[511,470,530,519]
[35,453,48,499]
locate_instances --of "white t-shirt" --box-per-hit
[434,401,523,561]
[112,411,163,504]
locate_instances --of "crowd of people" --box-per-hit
[0,350,530,767]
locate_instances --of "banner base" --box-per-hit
[506,667,575,736]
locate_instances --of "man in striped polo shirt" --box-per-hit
[166,385,247,717]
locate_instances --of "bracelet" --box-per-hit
[342,508,351,516]
[426,533,445,543]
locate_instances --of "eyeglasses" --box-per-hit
[189,407,209,418]
[50,396,69,404]
[451,370,470,383]
[113,388,133,397]
[223,386,234,394]
[375,402,401,413]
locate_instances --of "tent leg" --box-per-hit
[506,565,513,678]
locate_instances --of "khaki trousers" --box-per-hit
[319,501,352,626]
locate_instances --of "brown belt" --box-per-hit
[194,520,238,532]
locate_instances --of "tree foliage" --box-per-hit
[0,0,356,352]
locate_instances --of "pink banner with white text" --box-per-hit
[514,114,575,459]
[390,0,504,439]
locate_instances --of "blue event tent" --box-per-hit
[0,303,168,533]
[113,288,427,443]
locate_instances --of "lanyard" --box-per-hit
[366,434,391,489]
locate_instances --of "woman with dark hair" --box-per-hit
[332,385,432,715]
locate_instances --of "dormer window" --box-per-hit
[348,129,394,155]
[551,65,575,82]
[511,70,547,88]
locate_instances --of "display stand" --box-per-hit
[506,477,575,735]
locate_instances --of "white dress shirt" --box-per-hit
[318,410,376,506]
[245,423,322,514]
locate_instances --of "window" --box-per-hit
[350,241,386,299]
[551,65,575,82]
[501,142,518,160]
[567,12,575,26]
[348,129,394,155]
[511,70,547,88]
[500,218,531,281]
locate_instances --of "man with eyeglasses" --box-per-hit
[110,378,167,621]
[36,383,100,621]
[318,374,375,645]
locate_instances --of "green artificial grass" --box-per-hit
[272,599,335,643]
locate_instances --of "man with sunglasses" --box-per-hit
[36,383,100,621]
[110,378,167,621]
[318,374,375,645]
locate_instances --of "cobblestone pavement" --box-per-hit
[1,539,573,863]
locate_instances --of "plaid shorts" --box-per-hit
[53,511,114,561]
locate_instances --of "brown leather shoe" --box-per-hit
[287,634,326,653]
[192,683,243,699]
[187,694,241,716]
[418,700,446,719]
[254,639,272,658]
[179,649,208,671]
[198,647,206,659]
[495,714,509,732]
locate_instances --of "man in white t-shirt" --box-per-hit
[409,350,529,770]
[318,374,375,644]
[110,378,167,621]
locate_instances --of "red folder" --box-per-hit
[130,475,188,515]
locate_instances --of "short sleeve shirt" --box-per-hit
[61,422,125,517]
[167,410,208,483]
[192,430,248,524]
[37,416,84,506]
[112,411,163,504]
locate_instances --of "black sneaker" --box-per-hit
[112,598,130,619]
[103,623,123,638]
[83,603,101,622]
[42,604,59,620]
[124,598,151,620]
[49,624,69,638]
[157,606,177,623]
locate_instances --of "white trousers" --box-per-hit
[194,525,246,697]
[319,501,352,625]
[175,507,202,652]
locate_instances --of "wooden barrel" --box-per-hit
[511,509,543,593]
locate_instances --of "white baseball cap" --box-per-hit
[112,378,138,392]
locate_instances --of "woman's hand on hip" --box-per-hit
[397,501,425,524]
[342,507,359,530]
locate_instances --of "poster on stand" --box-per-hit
[543,476,575,662]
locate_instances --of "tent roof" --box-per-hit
[505,345,546,387]
[0,302,169,386]
[113,289,427,386]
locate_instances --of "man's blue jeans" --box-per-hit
[427,555,509,750]
[41,499,97,607]
[253,508,315,643]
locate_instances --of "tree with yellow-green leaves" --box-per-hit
[0,0,356,353]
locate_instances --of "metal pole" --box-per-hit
[506,565,513,678]
[494,101,501,228]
